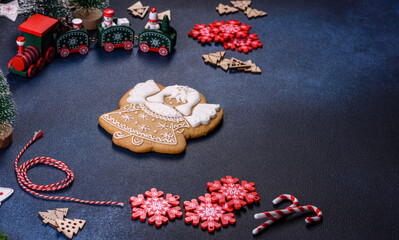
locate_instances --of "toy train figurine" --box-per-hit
[8,8,176,78]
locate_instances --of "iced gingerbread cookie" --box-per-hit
[99,80,223,154]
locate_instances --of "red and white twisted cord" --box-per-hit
[259,205,323,223]
[15,131,124,207]
[252,194,299,235]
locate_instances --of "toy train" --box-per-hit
[8,10,176,78]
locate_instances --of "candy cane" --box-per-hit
[260,205,323,223]
[252,194,299,235]
[15,131,124,206]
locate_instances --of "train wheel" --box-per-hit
[140,43,149,52]
[45,47,55,63]
[36,58,46,71]
[7,60,12,71]
[104,42,114,52]
[124,41,133,51]
[158,46,169,56]
[27,64,37,78]
[79,45,89,55]
[60,47,70,57]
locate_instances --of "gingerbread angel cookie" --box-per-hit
[99,80,223,154]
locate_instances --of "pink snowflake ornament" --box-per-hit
[184,193,236,233]
[207,175,260,210]
[130,188,182,227]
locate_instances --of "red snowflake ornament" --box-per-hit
[188,24,216,43]
[184,193,236,233]
[188,20,253,44]
[214,20,252,42]
[207,175,260,210]
[223,33,263,53]
[130,188,182,227]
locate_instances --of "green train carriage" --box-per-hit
[56,28,90,57]
[97,19,135,52]
[138,16,176,56]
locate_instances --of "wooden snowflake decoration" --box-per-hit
[184,193,236,233]
[207,175,260,210]
[130,188,183,227]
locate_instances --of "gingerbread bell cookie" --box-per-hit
[99,80,223,154]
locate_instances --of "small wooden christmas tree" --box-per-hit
[55,218,86,239]
[0,70,17,150]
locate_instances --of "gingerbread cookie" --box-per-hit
[99,80,223,154]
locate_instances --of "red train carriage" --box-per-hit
[8,14,58,78]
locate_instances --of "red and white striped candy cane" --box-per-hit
[252,194,299,235]
[15,131,124,206]
[260,205,322,223]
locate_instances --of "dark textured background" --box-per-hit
[1,0,399,239]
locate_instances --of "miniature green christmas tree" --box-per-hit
[0,70,17,149]
[161,15,171,34]
[0,230,8,240]
[70,0,108,30]
[19,0,71,18]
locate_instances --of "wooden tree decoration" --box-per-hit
[0,70,17,150]
[202,51,226,66]
[216,3,238,15]
[127,1,149,19]
[39,208,69,228]
[39,211,60,228]
[55,218,86,239]
[230,0,251,11]
[244,7,267,19]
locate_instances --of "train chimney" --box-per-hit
[16,37,25,55]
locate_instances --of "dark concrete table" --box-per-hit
[0,0,398,239]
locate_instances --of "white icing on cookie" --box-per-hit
[127,80,160,104]
[185,104,221,127]
[145,102,182,118]
[147,85,201,116]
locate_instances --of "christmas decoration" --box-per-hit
[207,175,260,210]
[244,7,267,19]
[144,8,160,30]
[97,9,135,52]
[130,188,183,227]
[223,33,263,53]
[70,0,109,30]
[230,0,251,11]
[0,70,17,149]
[127,1,149,19]
[15,131,124,206]
[39,208,69,228]
[202,51,261,73]
[216,3,238,15]
[0,0,19,21]
[253,194,323,235]
[0,187,14,206]
[39,208,86,239]
[252,194,299,235]
[157,10,170,22]
[184,193,236,233]
[188,20,261,53]
[55,218,86,239]
[189,20,251,44]
[19,0,71,18]
[0,230,7,240]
